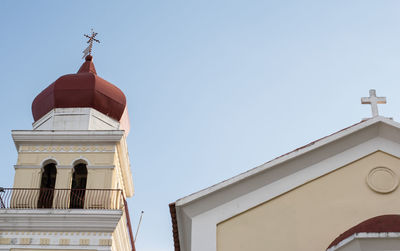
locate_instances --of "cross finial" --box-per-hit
[361,89,387,117]
[82,29,100,59]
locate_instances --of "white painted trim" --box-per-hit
[0,209,122,232]
[176,116,399,206]
[40,157,59,166]
[174,118,400,251]
[32,109,53,129]
[32,107,120,132]
[12,130,124,150]
[14,165,41,169]
[326,232,400,251]
[0,231,113,251]
[71,157,91,166]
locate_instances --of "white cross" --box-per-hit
[361,89,386,117]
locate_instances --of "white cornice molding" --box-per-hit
[175,116,400,206]
[173,117,400,251]
[12,130,124,149]
[14,165,41,169]
[0,209,122,232]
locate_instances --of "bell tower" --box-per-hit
[0,54,136,251]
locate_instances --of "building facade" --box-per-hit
[0,55,135,251]
[170,91,400,251]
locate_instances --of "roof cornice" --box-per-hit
[12,130,124,149]
[0,209,122,232]
[175,116,400,206]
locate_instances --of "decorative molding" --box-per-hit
[59,238,70,245]
[12,130,124,148]
[19,238,31,245]
[80,239,90,245]
[174,117,400,251]
[0,209,122,232]
[366,167,399,193]
[39,238,49,245]
[14,165,41,169]
[40,158,59,166]
[175,116,400,207]
[18,145,115,153]
[99,239,112,246]
[0,231,112,251]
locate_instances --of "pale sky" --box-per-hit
[1,1,400,250]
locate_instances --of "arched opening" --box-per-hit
[69,163,88,209]
[327,215,400,250]
[38,163,57,208]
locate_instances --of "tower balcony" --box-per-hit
[0,188,136,251]
[0,188,124,210]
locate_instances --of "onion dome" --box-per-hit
[32,55,126,122]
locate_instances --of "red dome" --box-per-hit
[32,56,126,122]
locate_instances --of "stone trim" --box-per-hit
[0,209,122,232]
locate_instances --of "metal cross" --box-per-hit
[82,29,100,59]
[361,89,386,117]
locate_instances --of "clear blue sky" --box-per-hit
[1,1,400,250]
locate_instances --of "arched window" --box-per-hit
[38,163,57,208]
[69,163,88,209]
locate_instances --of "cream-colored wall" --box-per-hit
[17,151,115,166]
[13,168,42,188]
[113,150,125,192]
[217,151,400,251]
[112,211,132,251]
[13,144,116,190]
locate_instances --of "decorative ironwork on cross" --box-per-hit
[82,29,100,59]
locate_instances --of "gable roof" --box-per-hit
[170,116,400,251]
[176,116,389,206]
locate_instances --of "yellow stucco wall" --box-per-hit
[17,151,115,166]
[112,210,132,251]
[217,151,400,251]
[13,144,117,190]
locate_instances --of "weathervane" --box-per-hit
[361,89,386,117]
[82,29,100,59]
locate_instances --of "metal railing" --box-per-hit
[0,188,124,210]
[0,188,136,250]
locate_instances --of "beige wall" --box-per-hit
[217,151,400,251]
[13,144,117,190]
[11,143,127,209]
[112,210,132,251]
[17,151,115,166]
